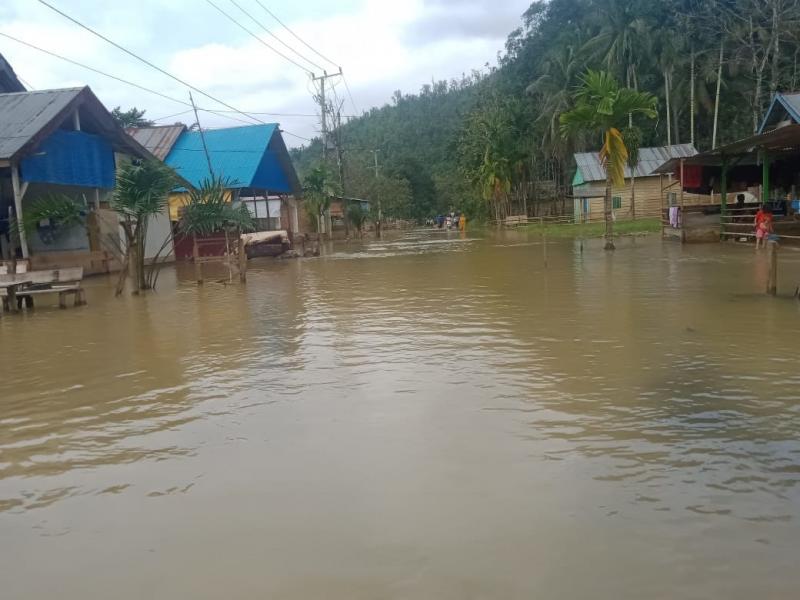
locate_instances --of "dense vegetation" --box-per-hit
[293,0,800,222]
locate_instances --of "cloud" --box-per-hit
[0,0,530,145]
[404,0,526,45]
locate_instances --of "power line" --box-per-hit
[0,32,192,108]
[36,0,266,125]
[253,0,340,69]
[342,74,360,116]
[226,0,323,72]
[281,129,312,142]
[151,109,195,122]
[203,0,313,75]
[0,32,259,127]
[17,74,34,90]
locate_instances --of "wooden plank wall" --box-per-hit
[575,177,714,222]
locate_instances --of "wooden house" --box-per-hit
[571,144,698,222]
[0,86,162,274]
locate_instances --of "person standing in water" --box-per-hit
[754,204,773,249]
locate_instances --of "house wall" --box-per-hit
[23,183,93,254]
[573,177,714,222]
[144,206,175,262]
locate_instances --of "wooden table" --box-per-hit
[0,277,32,315]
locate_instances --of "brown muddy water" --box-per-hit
[2,230,800,599]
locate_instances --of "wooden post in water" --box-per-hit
[767,240,778,296]
[238,234,247,283]
[193,234,203,285]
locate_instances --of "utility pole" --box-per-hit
[371,149,383,238]
[371,149,380,178]
[312,67,343,161]
[312,68,343,239]
[333,104,349,237]
[189,92,214,178]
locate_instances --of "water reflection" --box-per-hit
[1,230,800,598]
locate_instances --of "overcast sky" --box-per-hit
[0,0,531,145]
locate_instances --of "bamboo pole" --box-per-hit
[238,234,247,283]
[193,234,203,285]
[767,240,778,296]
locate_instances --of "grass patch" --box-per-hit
[521,218,661,238]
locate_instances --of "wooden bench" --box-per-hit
[1,267,86,310]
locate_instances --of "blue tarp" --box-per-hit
[20,129,116,188]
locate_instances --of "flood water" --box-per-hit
[2,230,800,599]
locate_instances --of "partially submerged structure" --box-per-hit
[655,122,800,244]
[127,123,305,259]
[571,144,698,222]
[0,86,163,273]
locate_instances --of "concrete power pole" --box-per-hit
[312,69,343,238]
[334,106,349,237]
[312,68,343,161]
[371,149,383,238]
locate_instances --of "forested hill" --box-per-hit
[293,0,798,221]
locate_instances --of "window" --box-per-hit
[612,196,622,210]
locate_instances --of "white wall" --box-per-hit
[144,205,174,261]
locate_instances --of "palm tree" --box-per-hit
[111,160,176,295]
[527,42,586,159]
[560,70,657,250]
[178,176,255,285]
[477,150,511,225]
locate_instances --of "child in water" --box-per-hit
[754,205,773,249]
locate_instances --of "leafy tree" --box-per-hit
[303,164,340,234]
[111,107,154,128]
[291,0,800,224]
[346,203,369,237]
[560,70,657,249]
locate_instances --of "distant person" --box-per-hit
[459,213,466,231]
[754,204,773,249]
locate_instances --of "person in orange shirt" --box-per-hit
[754,205,773,249]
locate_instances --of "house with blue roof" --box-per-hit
[128,122,303,259]
[759,92,800,133]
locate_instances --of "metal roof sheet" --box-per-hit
[573,144,697,183]
[759,92,800,133]
[655,124,800,173]
[0,87,83,159]
[165,124,297,193]
[126,125,186,160]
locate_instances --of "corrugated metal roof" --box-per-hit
[126,125,186,160]
[0,88,83,159]
[165,124,295,193]
[776,92,800,118]
[759,92,800,133]
[574,144,697,183]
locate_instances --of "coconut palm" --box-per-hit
[111,160,176,295]
[178,176,254,238]
[178,176,255,285]
[560,70,657,250]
